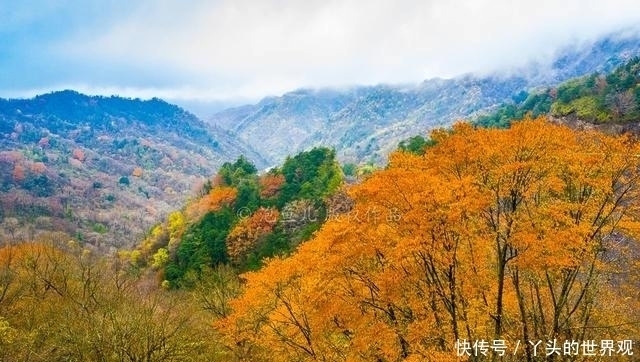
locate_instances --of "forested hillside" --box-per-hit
[217,119,640,361]
[1,118,638,361]
[0,91,265,249]
[476,57,640,128]
[3,3,640,361]
[127,147,346,288]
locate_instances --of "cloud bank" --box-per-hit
[2,0,640,101]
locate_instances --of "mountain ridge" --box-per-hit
[208,29,640,166]
[0,91,266,249]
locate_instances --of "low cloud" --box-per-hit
[3,0,640,101]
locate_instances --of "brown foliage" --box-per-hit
[259,173,285,198]
[30,162,46,174]
[11,164,25,182]
[226,207,279,264]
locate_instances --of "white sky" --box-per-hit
[1,0,640,103]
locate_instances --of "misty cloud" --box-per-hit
[2,0,640,101]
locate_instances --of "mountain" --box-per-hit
[530,29,640,84]
[208,30,640,166]
[129,147,346,288]
[475,57,640,130]
[0,90,266,249]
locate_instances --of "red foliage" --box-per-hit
[226,207,279,264]
[0,151,23,164]
[71,148,85,162]
[38,137,50,148]
[12,164,25,182]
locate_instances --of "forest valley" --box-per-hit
[1,117,639,361]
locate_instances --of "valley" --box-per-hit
[1,24,640,361]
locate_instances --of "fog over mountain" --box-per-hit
[207,30,640,166]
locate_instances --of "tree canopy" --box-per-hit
[218,118,640,361]
[133,147,345,287]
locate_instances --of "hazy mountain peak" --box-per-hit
[207,30,640,166]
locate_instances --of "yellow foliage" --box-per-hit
[0,236,220,361]
[166,210,187,252]
[151,248,169,269]
[218,118,640,361]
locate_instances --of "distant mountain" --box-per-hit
[476,57,640,131]
[208,30,640,166]
[0,90,266,249]
[531,30,640,84]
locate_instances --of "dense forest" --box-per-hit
[4,4,640,361]
[216,119,640,361]
[476,57,640,128]
[0,91,264,250]
[126,147,345,287]
[1,118,639,361]
[2,52,640,362]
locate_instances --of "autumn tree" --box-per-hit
[0,234,220,361]
[218,118,640,361]
[259,173,285,199]
[71,148,85,162]
[12,164,25,183]
[166,210,187,251]
[29,162,46,174]
[226,207,279,265]
[38,137,50,148]
[187,186,238,220]
[132,166,144,177]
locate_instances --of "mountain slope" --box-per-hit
[208,30,640,166]
[0,91,265,249]
[475,57,640,129]
[128,147,347,287]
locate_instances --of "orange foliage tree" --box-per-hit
[226,207,280,265]
[217,118,640,361]
[187,186,238,220]
[11,164,25,182]
[132,166,144,177]
[259,174,285,199]
[29,162,46,174]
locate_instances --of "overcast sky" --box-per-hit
[2,0,640,105]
